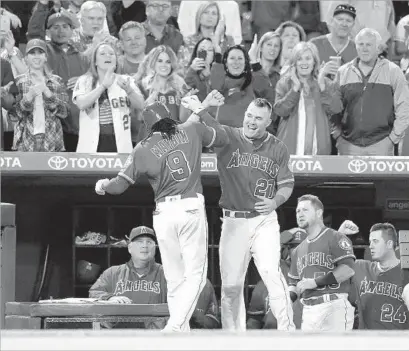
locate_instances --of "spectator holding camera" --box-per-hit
[332,28,409,156]
[184,38,214,104]
[274,42,342,155]
[8,39,69,152]
[73,42,144,153]
[178,1,234,74]
[136,45,190,123]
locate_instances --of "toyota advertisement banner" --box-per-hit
[1,153,409,178]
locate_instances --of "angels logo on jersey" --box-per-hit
[338,238,352,252]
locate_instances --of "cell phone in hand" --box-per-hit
[197,49,207,61]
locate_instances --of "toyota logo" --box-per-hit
[48,156,68,170]
[348,159,368,174]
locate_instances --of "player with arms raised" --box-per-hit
[94,91,228,332]
[289,194,356,331]
[214,98,295,331]
[351,223,409,329]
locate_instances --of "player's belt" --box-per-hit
[302,293,339,306]
[223,209,260,219]
[156,194,198,204]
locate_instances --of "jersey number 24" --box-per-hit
[166,150,191,182]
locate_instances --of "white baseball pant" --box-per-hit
[153,194,208,332]
[219,210,295,331]
[301,294,355,331]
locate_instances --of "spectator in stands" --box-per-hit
[178,2,234,74]
[110,1,147,32]
[72,1,118,54]
[293,1,323,41]
[324,1,396,50]
[177,1,242,45]
[209,44,254,127]
[332,28,409,156]
[394,14,409,73]
[184,38,215,104]
[136,45,189,122]
[143,0,183,55]
[1,58,15,151]
[276,21,307,74]
[90,226,167,304]
[247,228,306,329]
[73,42,144,153]
[8,39,68,152]
[190,278,220,329]
[0,29,27,77]
[310,4,357,66]
[274,42,342,155]
[251,1,293,38]
[27,9,89,152]
[117,22,146,75]
[250,32,282,115]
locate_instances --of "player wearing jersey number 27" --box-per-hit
[289,194,356,331]
[95,90,229,332]
[214,98,295,331]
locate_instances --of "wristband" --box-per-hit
[314,272,337,288]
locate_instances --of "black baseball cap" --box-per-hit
[333,4,356,19]
[127,226,156,243]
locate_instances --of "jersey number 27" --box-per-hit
[166,150,191,182]
[254,178,276,199]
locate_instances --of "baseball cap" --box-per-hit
[280,228,307,246]
[47,12,74,29]
[25,39,47,54]
[127,226,156,243]
[333,4,356,19]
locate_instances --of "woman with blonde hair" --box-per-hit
[273,42,342,155]
[136,45,189,122]
[73,41,144,153]
[178,1,234,73]
[8,39,68,152]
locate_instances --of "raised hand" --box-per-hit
[117,76,132,94]
[190,57,206,72]
[202,90,225,108]
[102,67,115,89]
[181,95,203,112]
[290,66,301,92]
[4,30,15,54]
[248,34,259,64]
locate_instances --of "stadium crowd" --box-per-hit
[1,0,409,332]
[2,0,409,155]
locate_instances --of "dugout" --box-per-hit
[1,152,409,307]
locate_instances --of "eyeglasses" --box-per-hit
[147,4,170,11]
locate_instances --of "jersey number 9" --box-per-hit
[166,150,191,182]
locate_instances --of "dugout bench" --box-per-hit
[5,302,169,330]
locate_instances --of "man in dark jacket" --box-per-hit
[27,4,89,151]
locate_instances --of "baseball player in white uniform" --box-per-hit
[214,98,295,331]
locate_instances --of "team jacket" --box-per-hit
[89,260,167,304]
[350,260,409,330]
[333,57,409,147]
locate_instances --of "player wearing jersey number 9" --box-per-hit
[214,98,296,331]
[94,93,228,332]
